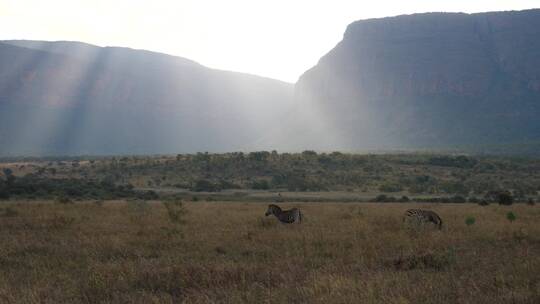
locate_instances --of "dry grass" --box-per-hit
[0,201,539,303]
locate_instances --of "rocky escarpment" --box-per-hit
[294,9,540,150]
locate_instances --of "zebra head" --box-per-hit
[430,213,443,230]
[265,204,281,216]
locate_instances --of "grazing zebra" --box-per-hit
[265,204,302,224]
[403,209,442,230]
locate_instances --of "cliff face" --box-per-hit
[295,10,540,150]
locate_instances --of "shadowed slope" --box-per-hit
[0,41,293,155]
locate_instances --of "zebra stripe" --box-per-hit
[265,204,302,224]
[404,209,442,229]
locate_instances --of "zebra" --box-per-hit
[265,204,302,224]
[403,209,442,230]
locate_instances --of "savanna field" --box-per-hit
[1,200,539,303]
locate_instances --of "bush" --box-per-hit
[506,212,516,223]
[498,192,514,205]
[138,190,159,200]
[478,200,490,206]
[465,216,476,226]
[468,197,479,203]
[378,183,403,193]
[428,155,477,168]
[451,195,467,203]
[192,179,220,192]
[56,196,74,204]
[527,198,535,206]
[485,190,514,205]
[374,195,397,203]
[219,180,240,190]
[251,180,270,190]
[398,196,410,203]
[440,181,469,196]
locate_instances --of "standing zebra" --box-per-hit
[403,209,443,230]
[265,204,303,224]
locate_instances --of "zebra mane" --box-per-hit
[268,204,282,212]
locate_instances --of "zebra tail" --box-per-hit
[299,210,303,223]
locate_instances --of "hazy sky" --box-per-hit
[1,0,539,82]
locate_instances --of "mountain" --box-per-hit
[2,9,540,156]
[0,40,293,155]
[294,9,540,151]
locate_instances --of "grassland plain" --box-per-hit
[0,200,539,303]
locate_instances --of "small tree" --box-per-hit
[485,190,513,205]
[465,216,476,226]
[506,212,516,223]
[478,200,490,206]
[498,192,514,205]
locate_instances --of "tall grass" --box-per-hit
[0,201,538,303]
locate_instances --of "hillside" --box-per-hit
[294,9,540,151]
[0,41,293,155]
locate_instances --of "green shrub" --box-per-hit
[378,183,403,193]
[465,216,476,226]
[192,179,220,192]
[498,192,514,205]
[251,180,270,190]
[506,212,516,223]
[485,190,513,205]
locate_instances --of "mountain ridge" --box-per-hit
[294,9,540,151]
[0,41,293,155]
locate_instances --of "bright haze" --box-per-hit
[0,0,538,82]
